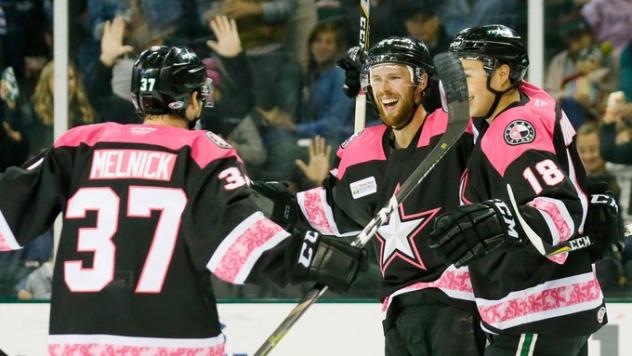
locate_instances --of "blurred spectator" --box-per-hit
[431,0,521,38]
[16,259,52,300]
[201,15,255,136]
[599,92,632,225]
[620,41,632,100]
[0,67,30,170]
[201,0,304,182]
[200,0,297,51]
[577,123,628,294]
[581,0,632,53]
[545,13,618,127]
[400,1,450,55]
[577,122,621,197]
[85,16,137,124]
[27,61,95,155]
[286,0,317,72]
[266,22,353,146]
[0,0,51,94]
[88,0,202,45]
[200,16,263,171]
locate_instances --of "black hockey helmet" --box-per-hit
[450,24,529,84]
[366,36,434,82]
[131,45,213,117]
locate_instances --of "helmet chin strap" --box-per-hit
[476,75,513,120]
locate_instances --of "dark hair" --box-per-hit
[307,22,344,77]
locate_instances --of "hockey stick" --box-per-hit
[507,184,631,257]
[354,0,370,133]
[545,223,632,256]
[253,52,469,356]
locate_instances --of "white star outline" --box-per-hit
[375,185,440,276]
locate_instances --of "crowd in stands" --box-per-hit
[0,0,631,300]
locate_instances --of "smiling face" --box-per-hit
[577,131,605,174]
[369,63,424,128]
[310,30,339,68]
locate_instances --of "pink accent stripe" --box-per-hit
[477,273,602,330]
[528,197,573,243]
[336,125,387,180]
[48,343,224,356]
[459,169,472,205]
[299,187,334,234]
[54,123,241,169]
[0,234,11,251]
[213,218,286,283]
[381,267,473,317]
[527,197,573,264]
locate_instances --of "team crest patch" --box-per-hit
[504,120,535,145]
[206,132,232,149]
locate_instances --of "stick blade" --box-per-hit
[433,52,469,105]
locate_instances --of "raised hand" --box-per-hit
[295,135,332,186]
[207,15,243,58]
[100,16,134,67]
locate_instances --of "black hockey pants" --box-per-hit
[384,295,484,356]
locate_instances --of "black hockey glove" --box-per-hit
[293,230,368,293]
[428,200,524,267]
[251,180,299,232]
[336,46,367,98]
[584,182,624,262]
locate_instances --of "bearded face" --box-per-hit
[369,64,420,129]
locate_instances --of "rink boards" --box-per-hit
[0,302,630,355]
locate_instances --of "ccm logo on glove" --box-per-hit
[489,200,519,238]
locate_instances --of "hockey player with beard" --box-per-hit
[0,45,367,354]
[428,25,617,355]
[256,37,484,355]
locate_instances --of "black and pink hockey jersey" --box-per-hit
[0,123,302,355]
[461,81,606,336]
[296,110,476,318]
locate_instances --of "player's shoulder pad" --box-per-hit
[417,109,475,148]
[191,130,241,168]
[54,122,112,149]
[335,125,387,180]
[337,125,386,156]
[480,82,559,176]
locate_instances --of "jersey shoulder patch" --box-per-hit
[206,131,232,149]
[340,130,363,150]
[503,119,536,146]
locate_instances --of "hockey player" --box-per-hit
[428,25,609,355]
[257,37,484,355]
[0,45,366,354]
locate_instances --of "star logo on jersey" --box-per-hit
[504,119,535,145]
[375,185,440,275]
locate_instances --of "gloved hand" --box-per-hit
[428,200,524,267]
[294,230,368,293]
[336,46,367,98]
[584,182,624,262]
[251,180,298,232]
